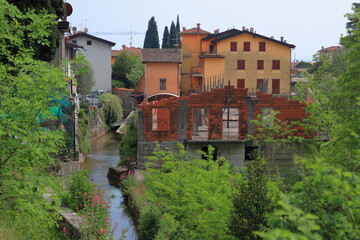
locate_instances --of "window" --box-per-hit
[87,40,92,46]
[237,60,245,70]
[244,42,250,51]
[230,42,237,51]
[160,78,166,90]
[272,79,280,94]
[257,60,264,70]
[152,108,170,131]
[259,42,266,51]
[209,45,214,53]
[272,60,280,70]
[237,79,245,88]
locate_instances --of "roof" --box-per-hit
[199,54,225,58]
[203,29,295,48]
[112,45,141,57]
[318,46,340,53]
[67,32,116,46]
[180,26,211,35]
[141,48,182,63]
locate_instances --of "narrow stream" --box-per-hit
[82,131,137,240]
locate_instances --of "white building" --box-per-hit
[68,32,116,92]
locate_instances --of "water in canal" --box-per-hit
[82,131,137,240]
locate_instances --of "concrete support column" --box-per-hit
[245,98,258,135]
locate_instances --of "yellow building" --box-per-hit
[180,26,295,95]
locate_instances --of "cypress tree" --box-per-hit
[169,21,176,48]
[143,16,160,48]
[175,14,181,48]
[162,26,170,48]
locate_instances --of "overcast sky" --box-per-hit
[67,0,356,61]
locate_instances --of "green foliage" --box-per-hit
[175,15,181,48]
[112,51,144,88]
[142,144,238,239]
[72,53,95,98]
[169,21,177,48]
[7,0,65,61]
[0,1,67,237]
[62,171,121,240]
[143,16,160,48]
[295,60,312,68]
[259,159,360,239]
[161,26,170,48]
[99,93,123,127]
[229,155,280,239]
[138,206,162,240]
[78,107,91,154]
[119,114,138,166]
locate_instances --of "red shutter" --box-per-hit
[272,60,280,70]
[237,60,245,69]
[272,79,280,94]
[244,42,250,51]
[257,60,264,70]
[259,42,266,51]
[230,42,237,51]
[237,79,245,88]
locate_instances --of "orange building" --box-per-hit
[180,25,295,96]
[141,48,182,101]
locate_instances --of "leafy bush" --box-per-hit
[119,115,138,166]
[138,206,161,240]
[78,107,90,154]
[99,93,123,127]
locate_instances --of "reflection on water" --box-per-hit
[83,131,137,240]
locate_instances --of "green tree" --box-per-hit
[229,155,280,239]
[119,114,138,165]
[143,16,160,48]
[295,60,312,68]
[8,0,65,62]
[0,0,68,238]
[99,93,123,127]
[175,14,181,48]
[161,26,170,48]
[169,21,177,48]
[72,53,95,99]
[112,51,144,88]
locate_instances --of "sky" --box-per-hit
[67,0,357,61]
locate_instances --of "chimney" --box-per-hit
[196,23,201,31]
[242,26,245,31]
[182,27,186,31]
[122,45,126,49]
[250,27,254,32]
[72,26,77,34]
[270,36,274,39]
[84,27,89,33]
[280,36,284,42]
[214,29,219,34]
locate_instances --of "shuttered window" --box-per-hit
[230,42,237,51]
[259,42,266,51]
[237,79,245,88]
[244,42,250,51]
[237,60,245,70]
[272,79,280,94]
[257,60,264,70]
[272,60,280,70]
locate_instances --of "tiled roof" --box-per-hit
[318,46,340,53]
[180,27,211,35]
[112,46,141,57]
[141,48,182,63]
[203,29,296,49]
[67,32,116,46]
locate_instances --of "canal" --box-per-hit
[82,131,137,240]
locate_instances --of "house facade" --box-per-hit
[68,32,116,92]
[141,48,182,102]
[180,25,295,96]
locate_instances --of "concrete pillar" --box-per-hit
[178,100,187,140]
[245,98,258,135]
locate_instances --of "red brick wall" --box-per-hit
[140,87,312,141]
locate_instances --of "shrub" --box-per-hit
[119,116,138,166]
[99,93,123,127]
[138,206,161,240]
[78,108,90,154]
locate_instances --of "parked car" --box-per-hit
[85,95,100,106]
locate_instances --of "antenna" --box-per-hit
[130,24,133,47]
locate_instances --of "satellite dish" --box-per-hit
[65,3,73,17]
